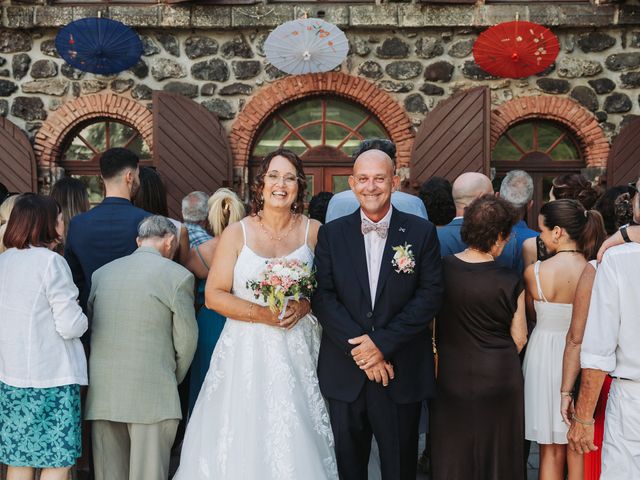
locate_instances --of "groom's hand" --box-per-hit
[364,361,394,387]
[349,334,384,370]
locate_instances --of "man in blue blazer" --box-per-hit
[313,148,443,480]
[65,148,150,313]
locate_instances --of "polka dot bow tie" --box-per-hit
[361,219,389,239]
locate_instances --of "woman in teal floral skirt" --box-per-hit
[0,194,88,480]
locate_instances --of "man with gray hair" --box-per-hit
[86,215,198,480]
[499,170,538,274]
[181,191,212,248]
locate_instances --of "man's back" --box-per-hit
[65,197,150,309]
[86,247,197,424]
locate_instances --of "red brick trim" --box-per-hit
[491,96,609,168]
[34,93,153,167]
[229,72,414,169]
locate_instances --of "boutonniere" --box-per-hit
[391,242,415,274]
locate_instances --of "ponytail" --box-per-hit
[207,188,246,237]
[540,199,607,261]
[579,210,607,261]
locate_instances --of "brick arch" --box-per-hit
[229,72,414,169]
[490,96,609,168]
[34,93,153,167]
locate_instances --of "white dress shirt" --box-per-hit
[581,243,640,381]
[361,208,392,308]
[0,247,88,388]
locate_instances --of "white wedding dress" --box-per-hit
[173,220,338,480]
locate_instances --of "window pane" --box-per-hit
[332,175,350,193]
[549,140,579,161]
[492,136,522,161]
[537,122,564,152]
[78,122,107,152]
[297,124,323,148]
[326,99,367,129]
[284,98,323,127]
[358,119,387,139]
[64,140,93,161]
[126,135,152,160]
[325,123,351,145]
[109,122,136,149]
[253,119,289,156]
[506,123,534,152]
[282,137,307,155]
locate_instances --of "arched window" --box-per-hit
[60,119,152,205]
[491,120,585,228]
[251,96,389,201]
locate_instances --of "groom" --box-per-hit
[313,145,443,479]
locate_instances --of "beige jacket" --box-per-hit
[85,247,198,424]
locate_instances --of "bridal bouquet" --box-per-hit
[246,258,317,316]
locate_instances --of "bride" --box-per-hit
[173,149,338,479]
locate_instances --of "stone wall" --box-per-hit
[0,2,640,174]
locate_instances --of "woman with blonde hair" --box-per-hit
[187,187,245,413]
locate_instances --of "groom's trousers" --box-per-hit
[328,381,421,480]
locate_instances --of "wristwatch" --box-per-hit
[620,224,632,243]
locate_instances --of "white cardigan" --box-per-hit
[0,247,88,388]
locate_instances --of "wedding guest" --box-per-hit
[431,194,527,480]
[0,194,88,480]
[522,199,606,480]
[564,179,640,479]
[499,170,538,274]
[0,181,8,204]
[181,191,212,247]
[175,149,336,479]
[187,188,245,413]
[522,173,601,268]
[568,180,640,479]
[313,148,443,480]
[325,139,428,222]
[309,191,334,224]
[65,148,150,311]
[133,166,190,264]
[0,193,20,253]
[86,215,197,480]
[418,177,455,227]
[50,177,90,243]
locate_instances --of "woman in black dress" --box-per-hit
[431,194,528,480]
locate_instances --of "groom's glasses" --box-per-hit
[265,171,298,186]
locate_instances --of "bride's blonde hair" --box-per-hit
[208,188,245,237]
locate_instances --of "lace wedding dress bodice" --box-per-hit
[173,221,337,480]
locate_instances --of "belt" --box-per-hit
[610,375,636,382]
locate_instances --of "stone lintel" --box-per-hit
[350,5,397,27]
[109,5,160,27]
[294,5,349,28]
[191,6,231,28]
[230,5,294,28]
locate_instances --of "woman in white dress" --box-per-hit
[522,199,606,480]
[173,149,338,480]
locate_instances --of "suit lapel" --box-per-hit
[374,209,407,308]
[343,209,372,309]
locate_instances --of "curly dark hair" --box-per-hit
[250,149,307,215]
[552,173,600,210]
[594,185,633,236]
[308,191,333,224]
[461,195,517,253]
[418,177,456,227]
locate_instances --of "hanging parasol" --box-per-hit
[472,20,560,79]
[55,17,143,75]
[264,17,349,75]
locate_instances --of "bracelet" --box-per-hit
[248,303,254,323]
[572,414,595,426]
[560,391,573,397]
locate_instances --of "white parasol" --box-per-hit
[264,17,349,75]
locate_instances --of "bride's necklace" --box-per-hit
[465,247,494,261]
[258,212,298,241]
[556,249,581,254]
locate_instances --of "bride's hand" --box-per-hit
[279,299,310,330]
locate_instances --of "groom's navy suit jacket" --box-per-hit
[313,208,443,404]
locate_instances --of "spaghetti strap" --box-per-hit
[304,217,311,245]
[239,219,247,246]
[195,245,210,271]
[533,260,548,303]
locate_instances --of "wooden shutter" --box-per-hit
[0,117,38,193]
[153,91,233,219]
[607,116,640,187]
[410,86,490,187]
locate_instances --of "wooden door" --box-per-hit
[410,86,491,188]
[323,167,352,194]
[153,91,233,219]
[0,117,38,194]
[608,116,640,187]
